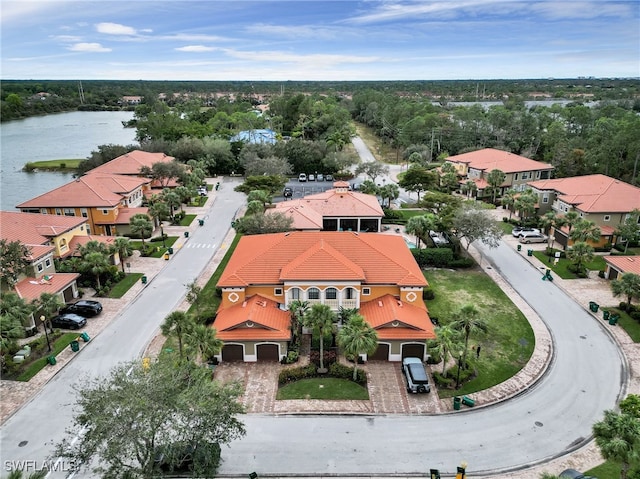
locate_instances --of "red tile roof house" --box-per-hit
[0,211,84,334]
[527,174,640,250]
[214,231,435,363]
[269,182,385,232]
[17,173,152,237]
[445,148,553,201]
[604,256,640,280]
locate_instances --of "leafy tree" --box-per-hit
[486,168,506,204]
[161,311,194,360]
[406,214,437,248]
[113,237,133,273]
[450,304,487,369]
[378,183,400,208]
[566,241,594,275]
[452,203,503,251]
[288,300,310,345]
[161,189,181,220]
[432,324,463,377]
[615,209,640,253]
[4,470,47,479]
[241,154,292,177]
[245,200,265,216]
[247,189,273,209]
[358,179,379,196]
[355,161,389,183]
[129,213,153,246]
[398,166,437,201]
[34,292,64,329]
[513,188,537,220]
[186,324,223,364]
[234,175,287,196]
[611,273,640,307]
[303,303,336,373]
[233,212,293,235]
[592,409,640,479]
[0,293,32,354]
[185,280,203,322]
[81,251,110,290]
[569,219,601,244]
[337,314,378,380]
[438,162,459,194]
[53,358,245,479]
[140,161,186,188]
[620,394,640,418]
[0,239,32,289]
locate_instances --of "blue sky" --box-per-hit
[2,1,638,81]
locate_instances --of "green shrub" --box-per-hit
[423,289,435,300]
[328,362,367,384]
[278,364,316,384]
[449,257,475,268]
[412,248,455,268]
[432,371,454,388]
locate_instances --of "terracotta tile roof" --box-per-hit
[605,256,640,276]
[0,211,87,245]
[218,232,427,288]
[273,189,384,218]
[26,244,55,261]
[89,150,175,176]
[213,295,291,341]
[359,294,435,340]
[447,148,553,174]
[269,204,323,230]
[17,174,150,209]
[94,207,149,225]
[14,273,80,301]
[528,174,640,214]
[67,235,118,257]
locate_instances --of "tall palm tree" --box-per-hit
[129,214,153,247]
[433,324,463,377]
[337,314,378,380]
[539,211,559,248]
[160,311,194,360]
[566,241,594,275]
[113,237,133,272]
[303,303,336,373]
[486,168,506,204]
[593,410,640,479]
[406,214,436,248]
[81,251,110,290]
[570,219,601,244]
[611,273,640,307]
[185,280,203,321]
[500,188,518,220]
[288,300,310,345]
[450,304,488,368]
[35,292,64,332]
[186,324,223,364]
[562,211,580,234]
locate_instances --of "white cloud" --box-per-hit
[95,22,138,36]
[245,23,341,41]
[68,43,111,52]
[221,48,380,66]
[175,45,216,52]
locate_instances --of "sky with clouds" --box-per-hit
[2,0,638,81]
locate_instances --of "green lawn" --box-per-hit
[586,460,627,479]
[277,377,369,400]
[129,236,178,258]
[532,250,607,279]
[108,273,144,298]
[15,333,80,381]
[178,214,197,226]
[424,269,535,398]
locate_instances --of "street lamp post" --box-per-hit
[40,315,52,352]
[455,352,463,389]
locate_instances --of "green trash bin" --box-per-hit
[80,332,90,342]
[609,314,619,326]
[603,310,610,320]
[462,395,476,407]
[589,301,599,313]
[168,247,174,254]
[198,219,204,226]
[184,231,189,238]
[453,396,461,411]
[70,340,80,352]
[517,244,522,252]
[141,275,147,284]
[47,355,57,366]
[527,249,533,257]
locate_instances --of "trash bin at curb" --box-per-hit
[453,396,461,410]
[589,301,599,313]
[609,314,619,326]
[141,275,147,284]
[80,332,90,342]
[198,219,204,226]
[168,247,174,254]
[184,231,189,238]
[164,253,170,260]
[70,340,80,352]
[603,310,610,320]
[517,244,522,252]
[462,395,475,407]
[47,355,57,365]
[527,249,533,257]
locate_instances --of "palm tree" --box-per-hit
[570,219,601,244]
[81,251,110,290]
[247,190,272,209]
[611,273,640,307]
[450,304,488,368]
[539,211,559,248]
[0,292,33,354]
[406,214,436,248]
[462,179,477,200]
[160,311,194,360]
[6,470,47,479]
[500,188,518,220]
[592,409,640,479]
[337,314,378,380]
[562,211,580,234]
[186,323,223,364]
[486,168,506,204]
[113,237,133,273]
[129,214,153,247]
[433,324,463,377]
[303,303,336,373]
[161,189,181,221]
[34,292,64,332]
[245,200,264,216]
[185,280,203,321]
[513,188,537,220]
[566,241,594,276]
[288,300,310,345]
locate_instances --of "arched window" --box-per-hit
[289,288,301,300]
[307,288,320,300]
[325,288,338,300]
[345,287,355,299]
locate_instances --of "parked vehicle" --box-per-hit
[283,187,293,198]
[559,469,597,479]
[61,300,103,317]
[298,173,307,182]
[316,173,324,182]
[197,186,208,196]
[512,226,540,237]
[402,357,431,393]
[518,231,548,244]
[308,174,315,181]
[429,230,449,245]
[50,313,87,330]
[325,174,334,182]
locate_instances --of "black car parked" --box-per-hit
[61,300,103,317]
[50,313,87,330]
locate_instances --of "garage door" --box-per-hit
[369,343,389,361]
[222,344,244,362]
[402,343,425,360]
[257,344,279,361]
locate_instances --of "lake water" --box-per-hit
[0,111,137,211]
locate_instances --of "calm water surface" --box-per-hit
[1,111,137,210]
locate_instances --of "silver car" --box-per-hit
[518,231,548,244]
[402,357,431,393]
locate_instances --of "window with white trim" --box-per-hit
[307,288,320,300]
[81,208,88,218]
[40,209,47,214]
[102,209,108,215]
[64,208,75,216]
[55,208,62,215]
[290,288,301,300]
[604,215,611,222]
[274,288,283,296]
[345,287,356,299]
[362,287,371,295]
[37,263,43,272]
[45,259,51,268]
[325,288,337,300]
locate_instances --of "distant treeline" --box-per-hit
[2,78,639,122]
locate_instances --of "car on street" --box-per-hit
[316,173,324,182]
[283,187,293,199]
[325,174,334,182]
[61,300,103,317]
[512,226,540,237]
[402,357,431,393]
[518,231,548,244]
[298,173,307,182]
[50,313,87,330]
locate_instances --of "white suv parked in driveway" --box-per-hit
[402,357,431,393]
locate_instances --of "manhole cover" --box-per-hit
[18,440,28,447]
